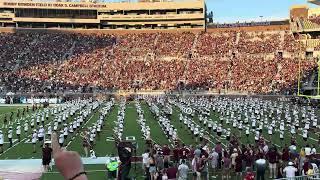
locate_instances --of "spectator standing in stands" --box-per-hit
[191,156,201,180]
[255,155,267,180]
[266,146,279,179]
[162,144,171,162]
[178,159,189,180]
[222,152,231,180]
[142,149,150,176]
[166,162,178,180]
[283,162,298,178]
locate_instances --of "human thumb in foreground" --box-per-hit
[51,133,87,180]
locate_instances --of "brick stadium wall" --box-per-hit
[0,27,205,34]
[0,24,289,34]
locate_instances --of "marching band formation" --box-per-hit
[0,95,319,179]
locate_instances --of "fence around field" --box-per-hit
[276,173,320,180]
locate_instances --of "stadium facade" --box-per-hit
[0,0,205,29]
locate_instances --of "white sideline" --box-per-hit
[0,157,117,173]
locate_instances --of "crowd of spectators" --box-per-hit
[237,31,281,54]
[0,30,317,94]
[195,31,236,56]
[141,136,320,179]
[309,16,320,26]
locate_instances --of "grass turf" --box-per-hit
[0,100,319,179]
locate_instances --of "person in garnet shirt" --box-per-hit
[162,144,171,161]
[266,146,280,179]
[179,144,190,163]
[166,162,178,179]
[42,142,53,172]
[282,146,290,163]
[173,146,180,164]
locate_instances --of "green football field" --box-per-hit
[0,99,319,179]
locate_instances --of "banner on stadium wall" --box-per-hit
[26,98,59,104]
[0,98,60,104]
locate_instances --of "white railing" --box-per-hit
[276,173,320,180]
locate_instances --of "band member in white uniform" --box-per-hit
[8,127,13,147]
[59,130,64,147]
[302,129,308,142]
[24,122,29,133]
[38,126,45,144]
[16,124,21,142]
[32,130,37,153]
[0,130,4,153]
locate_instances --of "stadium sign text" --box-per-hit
[3,2,107,8]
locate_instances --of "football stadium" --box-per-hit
[0,0,320,179]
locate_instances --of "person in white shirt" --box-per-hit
[283,162,297,178]
[24,122,29,133]
[30,119,35,129]
[90,149,96,159]
[76,119,81,128]
[97,124,101,140]
[63,125,68,139]
[302,129,308,142]
[53,121,58,131]
[194,127,199,142]
[59,131,64,147]
[0,130,4,153]
[8,127,13,147]
[69,123,74,133]
[32,130,37,153]
[41,116,45,125]
[72,121,77,131]
[280,130,284,143]
[16,125,21,142]
[90,132,95,145]
[47,125,52,138]
[36,117,40,126]
[305,145,312,156]
[255,130,260,143]
[311,145,317,155]
[142,149,150,174]
[38,126,45,144]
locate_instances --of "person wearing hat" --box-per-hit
[59,130,64,147]
[47,125,52,139]
[32,129,38,153]
[38,126,45,145]
[107,157,118,180]
[30,120,35,129]
[36,116,40,126]
[24,121,28,133]
[283,162,297,178]
[8,127,13,147]
[0,130,4,153]
[16,124,21,142]
[63,125,68,140]
[230,148,238,170]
